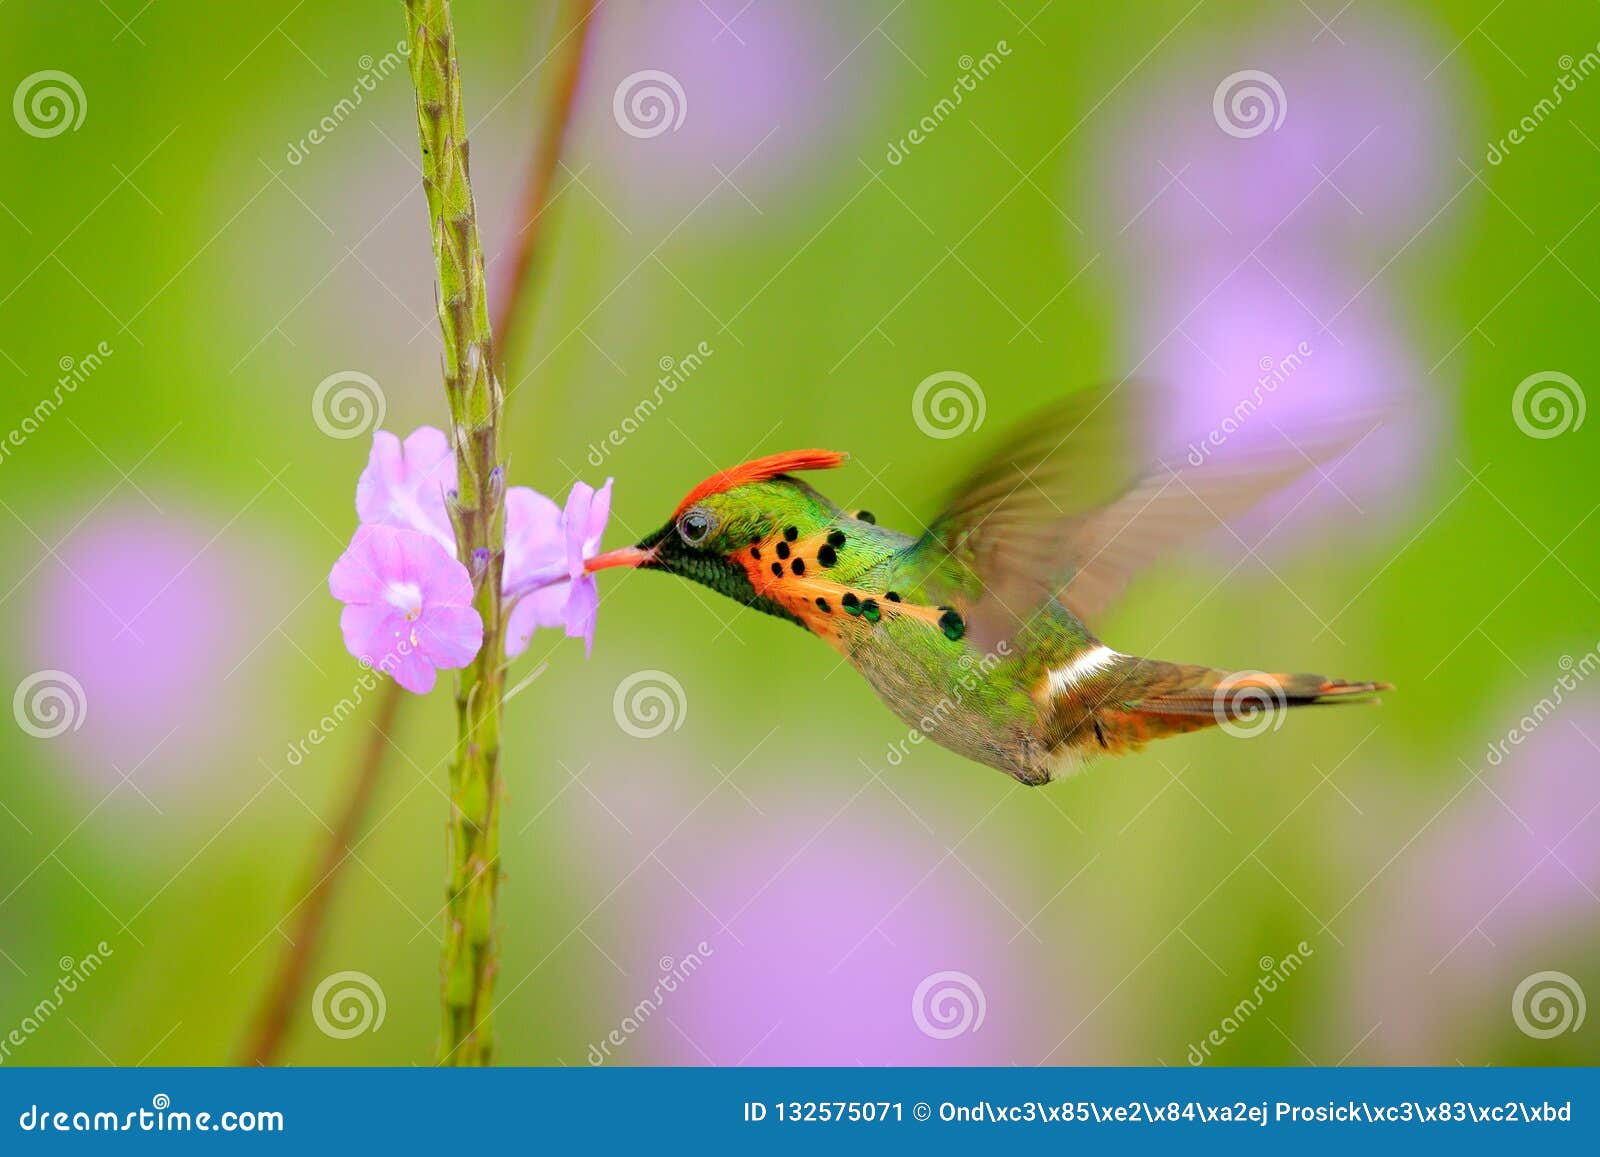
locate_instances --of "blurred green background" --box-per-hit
[1,0,1596,1066]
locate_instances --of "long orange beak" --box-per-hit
[585,545,656,572]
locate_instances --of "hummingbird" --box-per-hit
[586,386,1390,786]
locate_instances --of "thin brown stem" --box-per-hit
[237,682,402,1065]
[493,0,596,360]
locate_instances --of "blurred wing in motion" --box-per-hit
[918,382,1364,649]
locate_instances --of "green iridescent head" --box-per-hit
[585,450,849,621]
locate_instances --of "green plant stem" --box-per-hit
[405,0,507,1066]
[237,0,596,1069]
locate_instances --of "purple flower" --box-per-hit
[581,2,870,226]
[329,524,483,694]
[1343,711,1600,1060]
[356,427,457,552]
[505,479,613,658]
[28,505,281,789]
[1088,9,1463,547]
[341,428,612,665]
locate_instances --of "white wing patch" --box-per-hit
[1045,644,1123,698]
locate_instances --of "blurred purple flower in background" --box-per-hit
[1137,260,1441,539]
[582,0,870,223]
[1103,12,1458,264]
[1346,705,1600,1060]
[1094,9,1463,541]
[329,524,484,694]
[29,507,278,788]
[663,834,1019,1063]
[579,793,1040,1066]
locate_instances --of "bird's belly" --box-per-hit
[840,625,1049,783]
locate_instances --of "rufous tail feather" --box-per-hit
[1088,661,1391,753]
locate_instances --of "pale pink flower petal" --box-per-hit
[564,574,600,657]
[356,427,457,551]
[559,478,612,654]
[583,479,613,555]
[501,479,612,658]
[504,584,570,658]
[329,524,482,693]
[417,604,486,670]
[563,480,597,575]
[503,486,565,592]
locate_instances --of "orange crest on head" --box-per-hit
[674,449,847,518]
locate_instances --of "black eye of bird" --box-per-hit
[678,510,712,545]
